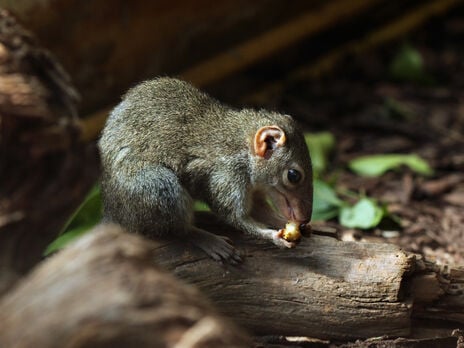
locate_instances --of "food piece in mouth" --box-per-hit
[282,221,302,243]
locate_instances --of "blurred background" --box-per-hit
[3,0,461,114]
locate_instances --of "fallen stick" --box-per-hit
[1,217,462,344]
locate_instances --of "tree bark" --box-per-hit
[1,218,462,345]
[155,218,415,340]
[153,213,464,340]
[0,224,251,348]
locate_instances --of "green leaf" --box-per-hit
[348,154,433,177]
[389,44,425,83]
[60,185,102,233]
[305,132,335,177]
[313,179,343,206]
[339,197,385,229]
[312,179,343,221]
[44,185,102,256]
[44,224,96,256]
[312,205,340,222]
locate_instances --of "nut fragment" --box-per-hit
[282,222,301,242]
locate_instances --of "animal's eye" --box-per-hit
[287,169,302,184]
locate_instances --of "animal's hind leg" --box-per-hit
[102,163,193,236]
[102,163,240,262]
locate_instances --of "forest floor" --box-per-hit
[218,6,464,269]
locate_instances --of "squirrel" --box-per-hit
[98,77,313,263]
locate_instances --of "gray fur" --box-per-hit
[98,77,313,261]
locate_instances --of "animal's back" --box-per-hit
[99,77,222,174]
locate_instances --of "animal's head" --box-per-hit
[249,113,313,224]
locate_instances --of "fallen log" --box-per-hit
[155,219,414,340]
[1,218,462,344]
[0,224,251,348]
[154,214,464,340]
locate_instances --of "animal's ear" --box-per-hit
[254,125,286,158]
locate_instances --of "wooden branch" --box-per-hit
[153,219,414,340]
[151,213,464,340]
[0,225,251,348]
[1,218,462,344]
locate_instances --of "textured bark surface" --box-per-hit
[0,225,251,348]
[1,220,463,346]
[410,261,464,325]
[153,218,415,340]
[151,214,464,340]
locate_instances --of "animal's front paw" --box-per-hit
[272,229,297,249]
[205,234,242,264]
[190,229,242,264]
